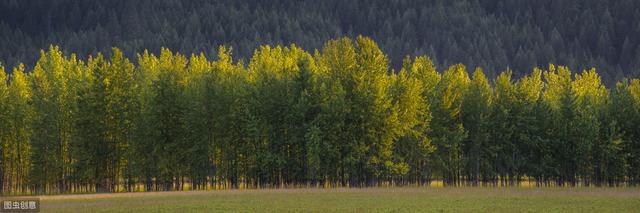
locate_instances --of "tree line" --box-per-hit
[1,0,640,84]
[1,37,640,195]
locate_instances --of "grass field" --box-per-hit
[29,187,640,212]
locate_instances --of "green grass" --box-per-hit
[35,187,640,212]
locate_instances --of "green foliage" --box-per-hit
[612,79,640,185]
[74,48,137,192]
[2,38,640,194]
[1,65,33,194]
[430,64,469,185]
[29,47,80,194]
[461,68,492,185]
[392,56,438,184]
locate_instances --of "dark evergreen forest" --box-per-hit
[2,0,640,195]
[1,0,640,84]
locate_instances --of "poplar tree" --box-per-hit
[74,49,136,192]
[74,54,109,192]
[352,36,399,184]
[491,70,520,184]
[183,52,212,190]
[461,68,492,186]
[543,65,580,185]
[430,64,469,186]
[0,64,6,194]
[211,47,252,189]
[131,50,161,191]
[392,56,435,185]
[515,69,548,184]
[247,45,315,185]
[1,65,34,194]
[614,79,640,185]
[149,48,189,191]
[571,69,607,185]
[314,37,356,186]
[2,37,640,193]
[29,47,78,194]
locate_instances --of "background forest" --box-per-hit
[1,37,640,195]
[2,0,640,196]
[1,0,640,84]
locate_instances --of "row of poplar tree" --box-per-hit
[1,37,640,195]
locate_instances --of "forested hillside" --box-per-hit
[1,37,640,195]
[1,0,640,84]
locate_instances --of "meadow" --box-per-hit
[32,187,640,212]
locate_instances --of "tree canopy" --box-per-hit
[2,37,640,195]
[1,0,640,84]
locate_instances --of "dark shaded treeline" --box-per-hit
[1,37,640,195]
[2,0,640,84]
